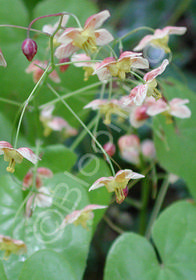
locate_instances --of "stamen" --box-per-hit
[6,158,16,173]
[115,187,126,204]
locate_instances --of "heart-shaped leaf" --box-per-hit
[104,201,196,280]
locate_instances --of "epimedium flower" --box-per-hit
[23,167,53,190]
[89,169,145,204]
[25,187,53,218]
[93,51,149,82]
[128,59,169,106]
[71,53,101,81]
[146,98,191,120]
[84,99,128,125]
[134,26,187,53]
[61,204,107,229]
[40,105,78,137]
[0,235,27,260]
[55,10,114,58]
[42,15,69,46]
[25,60,60,83]
[0,48,7,67]
[0,141,40,173]
[118,135,156,165]
[118,135,141,165]
[23,167,53,217]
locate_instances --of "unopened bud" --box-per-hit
[103,142,116,157]
[22,38,37,61]
[59,58,70,72]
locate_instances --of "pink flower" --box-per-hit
[84,99,128,125]
[25,187,53,217]
[128,59,169,105]
[147,98,191,119]
[141,140,156,160]
[118,135,141,165]
[0,141,40,173]
[23,167,53,190]
[129,105,150,128]
[26,60,60,83]
[103,142,116,157]
[89,169,144,204]
[40,105,77,137]
[71,53,101,81]
[61,204,107,229]
[93,51,149,81]
[0,48,7,67]
[42,15,69,42]
[0,235,27,259]
[55,10,113,58]
[134,26,187,53]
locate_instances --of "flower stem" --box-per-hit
[47,83,116,176]
[139,175,151,235]
[145,175,169,240]
[0,97,21,106]
[14,64,50,148]
[103,215,124,234]
[39,81,102,109]
[118,26,154,42]
[70,116,97,151]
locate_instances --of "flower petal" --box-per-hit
[133,34,155,51]
[89,176,114,191]
[131,57,149,69]
[144,59,169,82]
[55,43,79,59]
[84,10,111,30]
[147,99,168,116]
[95,29,114,45]
[17,147,40,164]
[162,26,187,35]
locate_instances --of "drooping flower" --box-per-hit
[0,48,7,67]
[103,142,116,157]
[25,187,53,217]
[128,59,169,105]
[118,135,141,165]
[23,167,53,217]
[84,99,128,125]
[40,105,77,137]
[61,204,107,229]
[23,167,53,190]
[134,26,187,53]
[42,15,69,46]
[118,135,156,165]
[141,140,156,160]
[71,53,101,81]
[147,98,191,119]
[26,60,60,83]
[93,51,149,82]
[0,235,27,259]
[0,141,40,173]
[89,169,145,204]
[55,10,113,58]
[129,104,150,128]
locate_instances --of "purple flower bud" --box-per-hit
[21,38,37,61]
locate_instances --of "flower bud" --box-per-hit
[103,142,116,157]
[21,38,37,61]
[59,58,70,72]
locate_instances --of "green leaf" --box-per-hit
[0,261,8,280]
[104,201,196,280]
[0,173,92,280]
[14,144,77,180]
[152,79,196,199]
[19,249,76,280]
